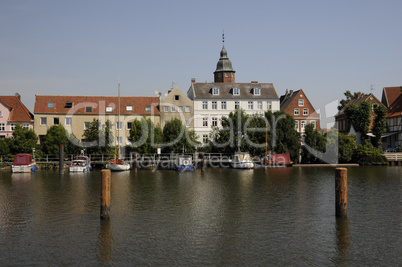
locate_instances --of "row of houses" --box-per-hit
[1,42,400,150]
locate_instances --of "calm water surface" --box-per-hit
[0,166,400,266]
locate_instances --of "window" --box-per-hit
[116,136,123,145]
[253,88,261,95]
[0,110,2,117]
[23,123,29,128]
[186,120,191,127]
[174,95,180,101]
[145,106,151,112]
[267,101,272,111]
[41,117,47,125]
[171,106,176,112]
[185,106,190,112]
[47,102,55,108]
[178,106,183,112]
[233,87,240,95]
[85,106,93,112]
[65,117,72,126]
[212,87,220,95]
[126,105,133,111]
[164,106,169,112]
[203,134,208,144]
[372,104,378,110]
[127,122,132,130]
[116,122,123,130]
[301,120,306,131]
[295,121,299,132]
[212,117,218,127]
[84,122,90,130]
[225,73,228,77]
[248,101,253,110]
[65,102,73,108]
[106,106,113,112]
[221,101,227,110]
[257,101,263,110]
[299,99,304,106]
[202,101,208,110]
[212,101,217,110]
[0,123,5,131]
[53,117,59,125]
[10,123,16,131]
[294,108,300,116]
[303,108,309,116]
[203,117,208,127]
[311,120,316,129]
[235,101,240,110]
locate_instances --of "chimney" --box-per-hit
[191,78,196,83]
[15,93,21,100]
[168,90,172,94]
[290,90,293,95]
[285,89,288,95]
[251,81,258,83]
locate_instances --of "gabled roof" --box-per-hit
[160,87,192,104]
[387,94,402,118]
[336,93,382,116]
[279,89,318,113]
[382,87,402,107]
[0,96,34,122]
[189,82,278,100]
[34,95,160,115]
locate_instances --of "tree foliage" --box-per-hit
[10,124,38,154]
[162,118,199,153]
[338,90,362,110]
[82,119,114,154]
[128,117,163,154]
[344,101,371,142]
[352,141,387,165]
[42,124,80,155]
[372,105,388,148]
[301,123,326,163]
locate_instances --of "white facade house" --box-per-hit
[187,44,280,144]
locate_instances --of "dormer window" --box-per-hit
[212,87,220,95]
[47,102,55,108]
[85,106,93,112]
[126,105,133,111]
[253,88,261,95]
[65,102,73,108]
[233,87,240,95]
[299,99,304,106]
[106,106,113,112]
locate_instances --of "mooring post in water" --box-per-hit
[134,153,138,172]
[59,144,64,172]
[101,169,111,219]
[335,168,347,217]
[200,152,205,171]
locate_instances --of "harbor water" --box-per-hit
[0,166,401,266]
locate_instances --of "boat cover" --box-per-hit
[13,154,33,166]
[270,153,292,165]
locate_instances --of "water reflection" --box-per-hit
[97,219,113,262]
[335,218,349,260]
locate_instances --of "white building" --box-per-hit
[187,44,280,144]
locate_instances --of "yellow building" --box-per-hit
[159,87,194,128]
[34,95,160,146]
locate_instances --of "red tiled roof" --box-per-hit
[0,96,34,122]
[34,95,160,115]
[387,94,402,118]
[382,87,402,107]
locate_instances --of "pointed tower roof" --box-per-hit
[215,45,235,73]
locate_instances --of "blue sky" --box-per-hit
[1,0,401,118]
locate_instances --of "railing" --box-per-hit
[384,153,402,161]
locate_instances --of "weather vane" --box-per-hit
[222,30,225,43]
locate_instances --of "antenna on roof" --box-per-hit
[370,84,375,93]
[171,81,175,90]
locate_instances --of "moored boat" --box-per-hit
[231,152,254,169]
[69,155,92,172]
[177,155,195,171]
[12,153,38,173]
[106,159,130,171]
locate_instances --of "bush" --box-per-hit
[352,141,387,165]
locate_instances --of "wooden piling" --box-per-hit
[59,144,64,172]
[100,169,111,219]
[335,168,347,217]
[200,152,205,171]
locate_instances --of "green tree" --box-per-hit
[10,124,38,154]
[352,141,387,165]
[82,119,114,154]
[162,118,199,153]
[372,105,388,148]
[0,138,11,156]
[338,90,362,110]
[302,123,326,163]
[344,101,371,142]
[42,124,78,155]
[128,117,163,154]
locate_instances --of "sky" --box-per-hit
[1,0,402,122]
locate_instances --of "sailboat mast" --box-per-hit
[118,83,121,157]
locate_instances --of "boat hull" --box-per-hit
[177,165,195,171]
[106,163,130,171]
[230,162,254,169]
[12,164,38,173]
[69,165,91,172]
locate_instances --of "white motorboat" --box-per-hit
[12,153,38,173]
[230,152,254,169]
[69,156,92,172]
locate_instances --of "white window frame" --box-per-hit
[84,122,90,130]
[178,106,183,112]
[294,108,300,116]
[248,101,253,110]
[171,106,176,112]
[235,101,240,109]
[295,121,299,132]
[202,101,208,110]
[186,120,191,127]
[85,106,93,112]
[145,106,151,112]
[303,108,309,116]
[0,110,3,117]
[126,105,133,111]
[116,122,123,130]
[203,134,208,144]
[253,88,261,95]
[257,101,263,110]
[221,101,227,110]
[106,106,113,112]
[212,117,218,127]
[41,117,47,125]
[23,123,29,129]
[202,117,208,127]
[212,87,220,95]
[65,117,72,126]
[299,99,304,106]
[47,102,55,108]
[185,106,190,112]
[301,120,306,131]
[212,101,217,110]
[164,106,169,112]
[233,88,240,96]
[267,101,272,111]
[0,123,5,131]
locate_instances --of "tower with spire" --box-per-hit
[214,33,235,83]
